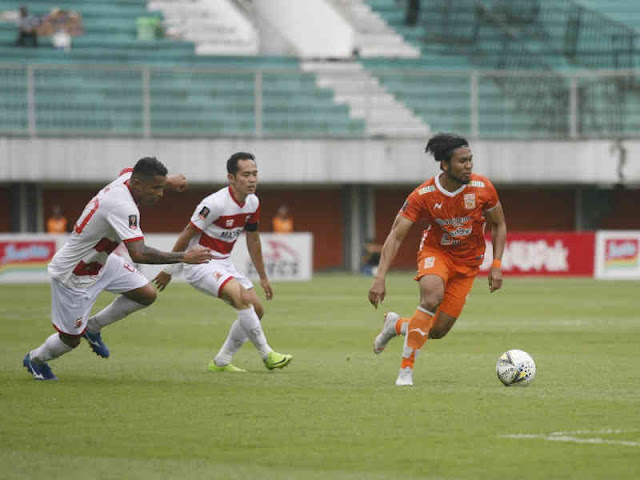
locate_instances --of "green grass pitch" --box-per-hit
[1,274,639,479]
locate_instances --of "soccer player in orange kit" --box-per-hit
[368,133,507,386]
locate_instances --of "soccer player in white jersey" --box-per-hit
[153,152,293,372]
[23,157,213,380]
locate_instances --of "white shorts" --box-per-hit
[51,254,149,335]
[183,257,253,298]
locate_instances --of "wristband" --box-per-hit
[491,259,502,269]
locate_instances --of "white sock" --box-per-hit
[237,306,272,358]
[86,296,147,333]
[401,331,420,365]
[30,333,74,363]
[214,319,248,366]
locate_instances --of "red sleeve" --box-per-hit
[248,204,260,224]
[189,220,203,232]
[398,189,424,223]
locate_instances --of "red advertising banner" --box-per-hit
[480,232,595,276]
[0,240,57,273]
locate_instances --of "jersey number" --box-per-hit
[74,197,99,234]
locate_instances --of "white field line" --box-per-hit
[499,430,640,447]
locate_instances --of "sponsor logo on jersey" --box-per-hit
[128,215,138,229]
[198,206,210,220]
[435,216,471,227]
[464,194,476,209]
[448,227,473,238]
[225,219,234,227]
[470,180,485,187]
[220,230,241,241]
[440,232,461,245]
[434,202,442,210]
[418,186,436,195]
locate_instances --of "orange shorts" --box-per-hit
[415,248,479,318]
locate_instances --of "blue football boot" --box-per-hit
[23,353,57,380]
[83,331,110,358]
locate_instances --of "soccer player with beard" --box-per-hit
[23,157,213,380]
[368,133,508,386]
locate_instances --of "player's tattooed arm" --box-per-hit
[126,239,212,265]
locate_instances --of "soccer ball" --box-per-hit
[496,349,536,386]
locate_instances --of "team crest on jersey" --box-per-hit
[214,271,222,280]
[198,206,210,220]
[128,215,138,229]
[464,194,476,209]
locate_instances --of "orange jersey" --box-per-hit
[47,216,68,234]
[272,216,293,233]
[400,173,500,267]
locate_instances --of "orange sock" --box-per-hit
[396,312,439,336]
[401,307,435,369]
[394,317,409,335]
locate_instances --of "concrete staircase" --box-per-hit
[301,60,429,137]
[148,0,259,55]
[329,0,420,57]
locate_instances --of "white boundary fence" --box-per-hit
[0,232,313,284]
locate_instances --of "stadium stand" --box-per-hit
[148,0,259,56]
[1,0,638,139]
[0,0,365,137]
[578,0,640,32]
[363,0,640,138]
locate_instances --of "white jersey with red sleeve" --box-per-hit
[187,186,260,259]
[48,169,144,289]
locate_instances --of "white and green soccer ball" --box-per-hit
[496,349,536,386]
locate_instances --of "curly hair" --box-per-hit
[425,133,469,163]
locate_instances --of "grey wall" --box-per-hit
[0,137,636,186]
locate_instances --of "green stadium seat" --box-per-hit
[0,0,365,137]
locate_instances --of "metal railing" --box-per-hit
[0,63,639,140]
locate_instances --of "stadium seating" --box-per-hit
[363,0,640,138]
[0,0,365,137]
[578,0,640,32]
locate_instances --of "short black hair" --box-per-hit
[132,157,168,178]
[227,152,255,175]
[425,133,469,163]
